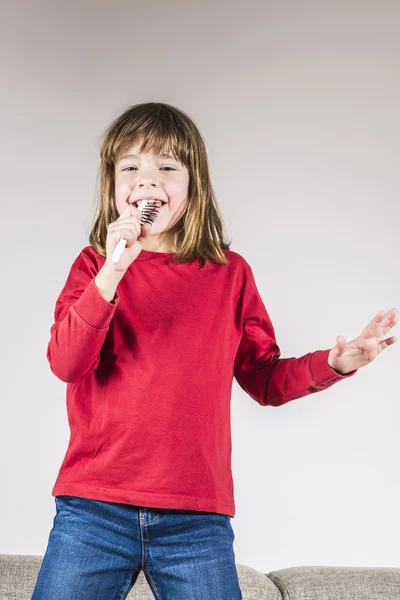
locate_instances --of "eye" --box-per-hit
[121,166,176,172]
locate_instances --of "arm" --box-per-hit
[233,264,357,407]
[46,249,124,383]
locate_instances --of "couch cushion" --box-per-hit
[267,565,400,600]
[0,554,279,600]
[124,564,280,599]
[0,554,43,600]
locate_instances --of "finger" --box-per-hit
[360,312,387,339]
[109,223,139,236]
[129,203,142,218]
[118,204,142,220]
[137,223,152,242]
[110,217,141,230]
[373,308,397,325]
[386,308,399,325]
[379,336,397,350]
[110,228,136,242]
[336,335,346,351]
[378,318,398,341]
[120,204,132,218]
[378,309,398,329]
[366,310,386,330]
[110,212,141,231]
[373,312,398,339]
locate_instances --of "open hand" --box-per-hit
[328,308,398,375]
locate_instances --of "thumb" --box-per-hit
[137,223,152,243]
[119,204,133,218]
[336,335,347,352]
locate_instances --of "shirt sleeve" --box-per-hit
[233,262,357,407]
[46,247,119,383]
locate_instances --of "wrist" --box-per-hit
[94,262,125,302]
[102,259,127,280]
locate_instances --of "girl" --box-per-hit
[32,102,397,600]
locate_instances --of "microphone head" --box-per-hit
[137,199,163,226]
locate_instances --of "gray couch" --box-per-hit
[1,554,399,599]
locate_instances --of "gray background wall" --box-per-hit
[1,0,398,572]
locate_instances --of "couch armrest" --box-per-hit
[237,563,281,599]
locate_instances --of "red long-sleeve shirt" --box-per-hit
[48,246,357,517]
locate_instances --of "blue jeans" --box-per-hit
[31,495,242,599]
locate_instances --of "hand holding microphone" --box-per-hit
[94,200,162,302]
[106,200,161,272]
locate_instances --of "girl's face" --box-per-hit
[114,143,190,242]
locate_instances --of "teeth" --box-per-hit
[135,200,167,210]
[135,199,165,207]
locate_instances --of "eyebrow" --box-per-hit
[116,153,177,163]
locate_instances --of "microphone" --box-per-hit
[111,199,163,263]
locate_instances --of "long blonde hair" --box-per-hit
[89,102,232,269]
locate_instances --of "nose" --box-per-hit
[138,181,158,187]
[136,181,162,196]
